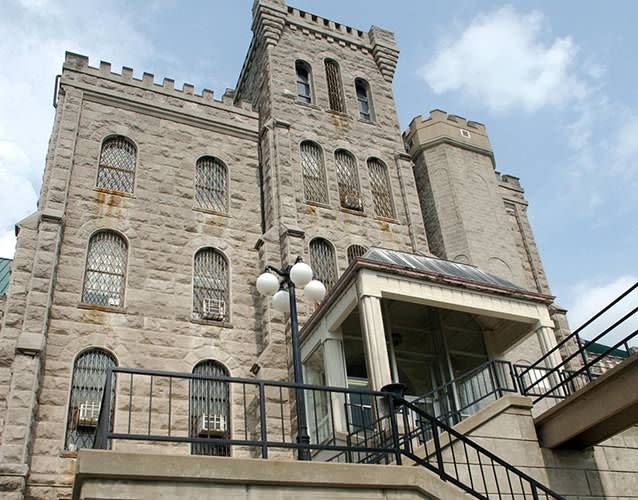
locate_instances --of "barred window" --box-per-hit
[65,349,117,451]
[190,360,230,456]
[367,158,395,219]
[355,79,372,121]
[300,141,328,204]
[347,244,368,265]
[309,238,337,290]
[82,231,127,308]
[335,149,362,211]
[96,136,136,193]
[193,248,229,321]
[296,61,313,104]
[195,156,228,213]
[325,59,345,113]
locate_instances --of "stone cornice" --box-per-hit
[63,81,259,141]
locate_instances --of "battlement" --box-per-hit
[63,52,255,113]
[237,0,399,98]
[403,109,492,156]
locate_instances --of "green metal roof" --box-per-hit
[585,341,630,358]
[0,258,11,295]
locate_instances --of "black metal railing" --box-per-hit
[410,360,518,427]
[93,366,563,499]
[517,281,638,403]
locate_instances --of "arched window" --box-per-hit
[355,79,372,121]
[96,136,136,193]
[300,141,328,204]
[190,360,230,456]
[334,149,362,211]
[347,244,368,265]
[195,156,228,214]
[325,59,345,113]
[309,238,337,290]
[193,248,229,321]
[65,349,117,451]
[82,231,128,307]
[367,158,395,219]
[296,61,313,104]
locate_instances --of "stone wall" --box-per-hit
[0,51,268,499]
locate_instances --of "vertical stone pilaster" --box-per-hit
[358,296,391,391]
[323,337,347,434]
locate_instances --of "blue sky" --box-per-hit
[0,0,636,335]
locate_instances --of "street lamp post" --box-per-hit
[256,257,326,461]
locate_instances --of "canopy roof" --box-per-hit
[364,248,523,292]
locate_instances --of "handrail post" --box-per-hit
[387,394,402,465]
[95,367,113,449]
[576,333,593,382]
[431,416,445,480]
[258,382,269,459]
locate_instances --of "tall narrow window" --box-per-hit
[335,149,362,211]
[367,158,395,219]
[296,61,313,104]
[325,59,345,113]
[65,349,117,451]
[96,136,136,193]
[193,248,229,321]
[300,141,328,204]
[355,79,372,121]
[195,156,228,213]
[82,231,127,307]
[190,360,230,456]
[309,238,337,290]
[347,244,368,265]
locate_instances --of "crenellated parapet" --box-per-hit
[252,0,286,49]
[63,52,254,112]
[403,109,492,159]
[368,27,399,82]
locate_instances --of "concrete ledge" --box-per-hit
[535,353,638,448]
[73,450,467,500]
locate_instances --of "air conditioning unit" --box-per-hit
[197,414,227,437]
[341,191,363,211]
[202,298,225,321]
[77,400,101,427]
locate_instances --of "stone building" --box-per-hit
[1,1,637,499]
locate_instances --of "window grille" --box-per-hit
[193,248,228,321]
[335,149,362,211]
[190,360,230,456]
[325,60,345,113]
[195,156,228,213]
[347,244,368,265]
[367,158,395,219]
[65,349,117,451]
[81,231,127,307]
[296,61,312,104]
[355,79,372,121]
[300,141,328,204]
[309,238,337,290]
[96,136,136,193]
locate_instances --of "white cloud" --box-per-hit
[566,275,638,348]
[0,230,17,259]
[421,6,588,113]
[0,0,153,259]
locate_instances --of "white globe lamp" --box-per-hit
[290,262,313,288]
[304,279,326,303]
[272,289,291,313]
[256,272,279,296]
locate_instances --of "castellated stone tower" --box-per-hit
[404,110,571,360]
[236,0,430,371]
